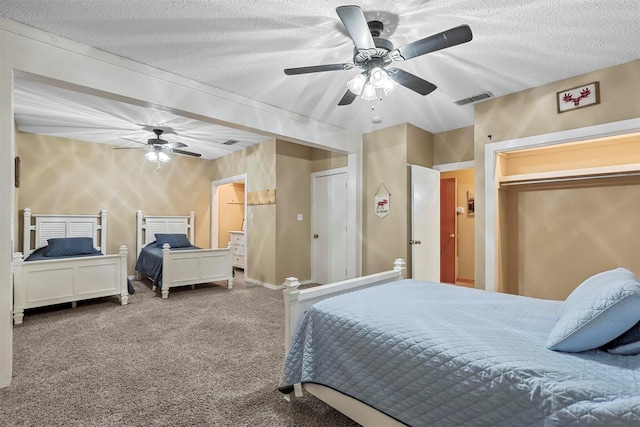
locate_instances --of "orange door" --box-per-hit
[440,178,456,283]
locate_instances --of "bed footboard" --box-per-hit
[12,246,129,325]
[283,258,406,352]
[160,244,234,298]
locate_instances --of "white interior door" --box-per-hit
[411,165,440,281]
[312,170,348,284]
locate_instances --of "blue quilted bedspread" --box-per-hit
[134,243,200,288]
[280,279,640,426]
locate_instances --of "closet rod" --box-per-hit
[500,171,640,187]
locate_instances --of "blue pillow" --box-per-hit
[546,268,640,352]
[606,321,640,355]
[155,233,191,248]
[45,237,97,257]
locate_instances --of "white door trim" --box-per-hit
[484,118,640,292]
[211,173,247,267]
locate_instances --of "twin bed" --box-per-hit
[12,208,129,325]
[280,260,640,426]
[12,208,233,324]
[135,210,233,298]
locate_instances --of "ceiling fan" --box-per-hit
[284,5,473,105]
[117,128,201,170]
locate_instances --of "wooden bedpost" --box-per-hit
[12,252,25,325]
[136,210,143,258]
[119,245,129,305]
[189,211,195,244]
[394,258,406,278]
[227,241,233,289]
[161,243,171,298]
[283,277,301,354]
[23,208,31,258]
[99,210,108,255]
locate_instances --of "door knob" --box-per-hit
[313,234,319,239]
[409,240,422,245]
[449,234,455,238]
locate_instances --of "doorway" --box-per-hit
[211,174,247,273]
[435,164,475,286]
[440,177,456,283]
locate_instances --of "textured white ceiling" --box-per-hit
[2,0,639,157]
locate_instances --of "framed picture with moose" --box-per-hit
[556,81,600,113]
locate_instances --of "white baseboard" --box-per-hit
[244,277,312,290]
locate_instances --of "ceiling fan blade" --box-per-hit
[284,64,352,75]
[118,136,147,145]
[389,69,437,96]
[338,89,357,106]
[172,149,201,158]
[336,5,376,51]
[394,25,473,61]
[166,142,187,149]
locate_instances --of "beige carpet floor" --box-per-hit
[0,270,359,427]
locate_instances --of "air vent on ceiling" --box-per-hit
[222,139,239,145]
[454,91,494,106]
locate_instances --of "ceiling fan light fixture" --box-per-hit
[369,67,387,88]
[361,82,378,101]
[144,150,158,162]
[381,76,398,96]
[158,151,170,163]
[145,149,170,163]
[347,73,367,95]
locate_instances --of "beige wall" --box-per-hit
[276,141,313,284]
[434,126,474,165]
[310,148,347,172]
[363,124,407,275]
[474,58,640,291]
[504,180,640,300]
[362,123,433,276]
[440,168,475,281]
[16,130,215,274]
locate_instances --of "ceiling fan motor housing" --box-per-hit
[353,37,394,69]
[149,128,168,145]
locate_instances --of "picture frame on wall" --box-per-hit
[556,81,600,114]
[14,156,20,188]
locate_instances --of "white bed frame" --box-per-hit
[12,208,129,325]
[282,258,406,427]
[136,210,233,298]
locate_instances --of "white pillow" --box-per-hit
[547,268,640,352]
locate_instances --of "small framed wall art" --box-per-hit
[556,81,600,114]
[14,156,20,188]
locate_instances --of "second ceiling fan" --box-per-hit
[118,128,201,170]
[284,5,473,105]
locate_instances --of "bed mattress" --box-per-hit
[280,280,640,426]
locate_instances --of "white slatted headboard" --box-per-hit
[22,208,108,257]
[136,210,195,256]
